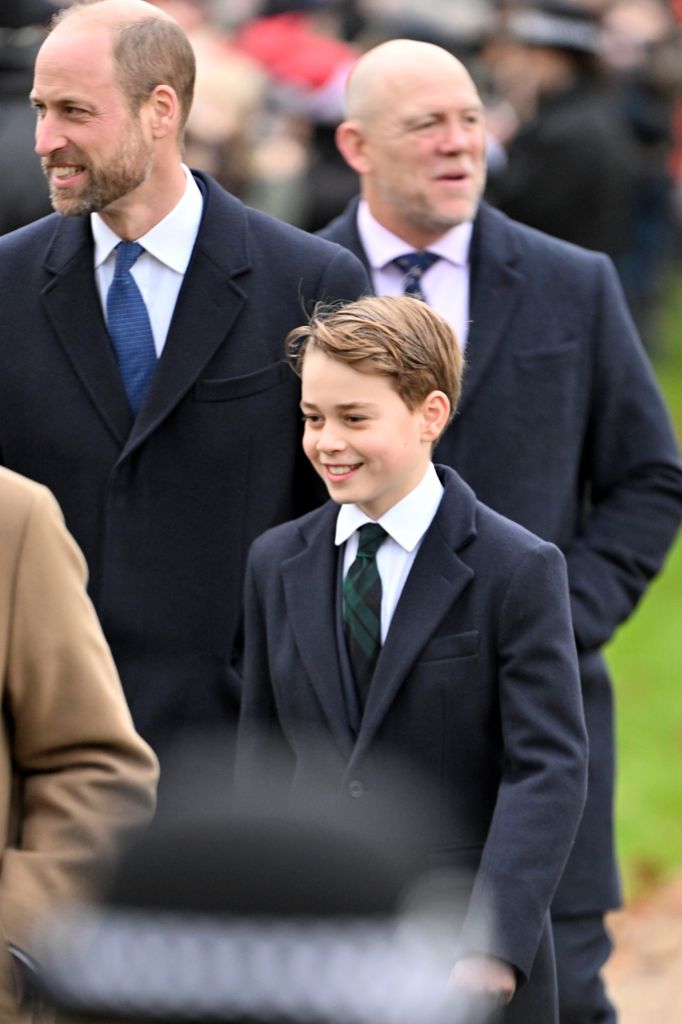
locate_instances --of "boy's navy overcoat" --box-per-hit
[237,466,589,1024]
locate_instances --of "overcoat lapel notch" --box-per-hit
[350,530,473,763]
[459,203,523,414]
[121,251,248,457]
[40,175,254,462]
[350,470,477,764]
[41,219,133,446]
[282,505,356,759]
[122,176,251,458]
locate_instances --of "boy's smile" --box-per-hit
[323,463,362,481]
[300,347,440,520]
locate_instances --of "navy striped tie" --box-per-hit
[107,241,157,415]
[343,523,387,706]
[394,251,440,301]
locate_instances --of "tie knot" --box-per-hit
[393,251,440,278]
[356,522,387,559]
[114,240,144,276]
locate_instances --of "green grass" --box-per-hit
[605,268,682,900]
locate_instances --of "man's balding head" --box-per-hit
[49,0,195,131]
[345,39,478,125]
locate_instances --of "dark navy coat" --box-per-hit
[0,171,369,751]
[237,466,589,1024]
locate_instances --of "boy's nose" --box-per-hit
[316,426,346,452]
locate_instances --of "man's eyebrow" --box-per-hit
[29,92,91,106]
[403,102,484,123]
[402,110,440,126]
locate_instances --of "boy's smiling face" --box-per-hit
[300,347,445,520]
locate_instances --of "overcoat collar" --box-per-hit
[39,171,251,458]
[457,201,523,414]
[281,501,354,759]
[281,466,477,765]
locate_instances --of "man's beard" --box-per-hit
[43,127,153,217]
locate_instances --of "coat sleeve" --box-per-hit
[0,484,158,953]
[564,255,682,654]
[459,541,588,981]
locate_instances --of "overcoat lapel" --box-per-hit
[458,202,524,415]
[350,469,477,765]
[41,217,133,446]
[281,504,357,760]
[39,176,254,460]
[123,176,250,459]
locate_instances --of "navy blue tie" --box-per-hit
[107,241,157,415]
[393,251,440,301]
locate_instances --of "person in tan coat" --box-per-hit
[0,466,158,1019]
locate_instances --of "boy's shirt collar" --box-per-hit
[335,463,443,552]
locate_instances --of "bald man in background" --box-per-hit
[319,38,682,1023]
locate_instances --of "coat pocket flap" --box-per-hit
[419,630,479,662]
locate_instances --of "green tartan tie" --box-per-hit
[343,523,388,706]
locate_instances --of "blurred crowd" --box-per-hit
[3,0,682,346]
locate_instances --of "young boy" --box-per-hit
[236,296,587,1023]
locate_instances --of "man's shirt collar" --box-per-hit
[357,199,473,271]
[91,165,202,272]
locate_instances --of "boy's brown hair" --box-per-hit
[286,296,463,432]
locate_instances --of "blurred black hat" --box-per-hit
[506,1,601,55]
[34,806,463,1023]
[34,739,488,1023]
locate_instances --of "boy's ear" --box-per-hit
[420,391,450,442]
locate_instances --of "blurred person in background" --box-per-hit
[483,0,637,264]
[601,0,682,350]
[319,36,682,1023]
[230,0,360,228]
[0,0,63,234]
[152,0,271,200]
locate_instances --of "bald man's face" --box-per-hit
[352,61,487,247]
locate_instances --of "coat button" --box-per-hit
[348,779,365,799]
